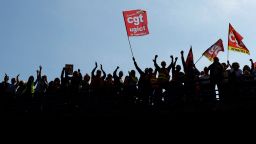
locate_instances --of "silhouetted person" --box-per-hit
[133,57,151,105]
[207,57,223,101]
[153,55,173,90]
[113,66,124,107]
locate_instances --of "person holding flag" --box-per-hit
[181,48,200,106]
[123,9,149,58]
[207,57,224,102]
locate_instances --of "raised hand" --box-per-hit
[181,51,184,55]
[95,62,98,67]
[175,57,178,61]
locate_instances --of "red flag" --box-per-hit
[186,47,194,67]
[123,10,149,36]
[203,39,224,61]
[228,23,250,55]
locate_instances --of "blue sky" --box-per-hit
[1,0,256,81]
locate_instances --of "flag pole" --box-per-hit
[195,55,203,65]
[227,23,230,62]
[123,11,135,58]
[127,36,135,58]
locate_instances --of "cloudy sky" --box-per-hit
[1,0,256,80]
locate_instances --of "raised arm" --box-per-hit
[91,62,98,77]
[113,66,119,79]
[78,69,82,81]
[133,57,144,75]
[250,59,254,71]
[15,74,20,87]
[61,67,65,80]
[153,55,160,70]
[181,51,186,72]
[172,57,178,76]
[167,55,176,71]
[227,60,232,68]
[35,66,42,85]
[101,64,106,79]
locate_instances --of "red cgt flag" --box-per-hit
[203,39,224,61]
[123,10,149,36]
[228,23,250,55]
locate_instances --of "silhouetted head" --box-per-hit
[161,61,166,68]
[214,57,219,63]
[144,68,149,74]
[96,70,101,77]
[4,75,9,82]
[54,78,60,86]
[11,78,16,84]
[232,62,240,70]
[148,68,153,74]
[243,65,250,72]
[28,76,34,83]
[130,70,136,77]
[73,71,79,77]
[119,71,123,78]
[176,65,181,72]
[84,74,90,82]
[204,67,209,75]
[42,75,47,82]
[107,74,112,79]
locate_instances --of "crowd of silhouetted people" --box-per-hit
[1,51,256,115]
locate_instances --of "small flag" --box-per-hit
[186,46,194,67]
[228,23,250,55]
[203,39,224,61]
[123,10,149,36]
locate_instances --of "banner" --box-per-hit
[123,10,149,36]
[228,23,250,55]
[203,39,224,61]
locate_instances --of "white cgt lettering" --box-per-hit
[127,14,144,26]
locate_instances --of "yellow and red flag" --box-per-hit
[228,23,250,55]
[203,39,224,61]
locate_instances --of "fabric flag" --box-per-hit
[186,47,194,67]
[123,10,149,36]
[203,39,224,61]
[228,23,250,55]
